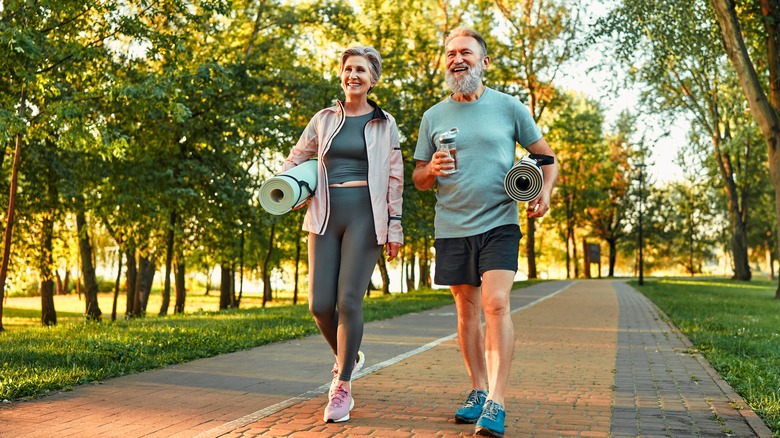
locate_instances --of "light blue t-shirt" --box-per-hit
[413,87,542,238]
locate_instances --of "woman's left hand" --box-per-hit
[385,242,402,261]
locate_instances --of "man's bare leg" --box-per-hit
[480,270,515,406]
[451,284,488,391]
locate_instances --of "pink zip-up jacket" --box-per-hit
[282,99,404,245]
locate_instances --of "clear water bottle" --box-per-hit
[438,127,459,174]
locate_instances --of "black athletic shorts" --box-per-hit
[433,224,522,287]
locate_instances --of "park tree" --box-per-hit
[92,0,349,312]
[663,178,720,275]
[709,0,780,295]
[0,0,139,325]
[545,91,606,278]
[590,111,636,277]
[598,0,762,281]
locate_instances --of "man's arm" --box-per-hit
[412,150,454,191]
[412,160,436,191]
[525,137,558,218]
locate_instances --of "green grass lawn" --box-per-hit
[5,284,545,401]
[637,278,780,435]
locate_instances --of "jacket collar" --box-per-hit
[334,98,388,121]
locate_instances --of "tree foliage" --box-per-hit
[2,0,774,330]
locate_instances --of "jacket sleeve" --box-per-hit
[386,116,404,244]
[282,114,320,172]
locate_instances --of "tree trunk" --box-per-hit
[238,230,244,306]
[64,270,70,295]
[220,264,233,309]
[111,251,122,321]
[731,223,751,280]
[569,225,580,278]
[40,214,57,326]
[607,238,617,277]
[526,218,537,278]
[137,256,155,315]
[0,85,26,332]
[174,260,186,314]
[565,227,573,279]
[204,264,212,296]
[377,255,390,294]
[714,137,752,280]
[293,228,302,305]
[231,268,237,307]
[406,252,416,292]
[262,222,276,306]
[57,269,70,295]
[768,235,776,280]
[125,248,138,317]
[687,227,696,276]
[419,238,431,288]
[76,209,102,321]
[160,210,176,316]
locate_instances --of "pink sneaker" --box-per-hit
[323,381,353,423]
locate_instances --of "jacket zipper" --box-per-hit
[318,103,347,234]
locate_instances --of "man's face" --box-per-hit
[444,36,488,95]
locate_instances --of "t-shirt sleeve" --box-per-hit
[514,100,543,148]
[413,115,436,161]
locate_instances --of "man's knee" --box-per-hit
[481,292,510,317]
[453,288,481,317]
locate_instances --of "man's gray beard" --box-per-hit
[445,63,483,95]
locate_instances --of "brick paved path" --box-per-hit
[0,280,773,437]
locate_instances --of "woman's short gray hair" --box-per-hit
[339,46,383,91]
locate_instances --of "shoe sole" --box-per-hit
[475,425,504,437]
[454,415,479,424]
[326,414,350,423]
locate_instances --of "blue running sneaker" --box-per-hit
[454,389,488,423]
[475,400,506,437]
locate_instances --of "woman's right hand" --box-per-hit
[292,198,311,211]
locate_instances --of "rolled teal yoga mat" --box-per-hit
[259,159,318,215]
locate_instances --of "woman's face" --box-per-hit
[341,55,374,100]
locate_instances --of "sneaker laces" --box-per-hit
[463,390,484,408]
[330,384,350,408]
[481,400,502,421]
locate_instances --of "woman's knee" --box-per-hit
[309,301,334,322]
[337,295,363,319]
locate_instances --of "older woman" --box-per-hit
[281,46,404,423]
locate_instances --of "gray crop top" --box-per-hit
[324,113,372,184]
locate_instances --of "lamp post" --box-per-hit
[637,163,646,286]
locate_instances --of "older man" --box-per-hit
[412,26,559,437]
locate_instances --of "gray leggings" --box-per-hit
[308,186,383,381]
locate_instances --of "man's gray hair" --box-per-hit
[339,46,383,91]
[445,26,488,57]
